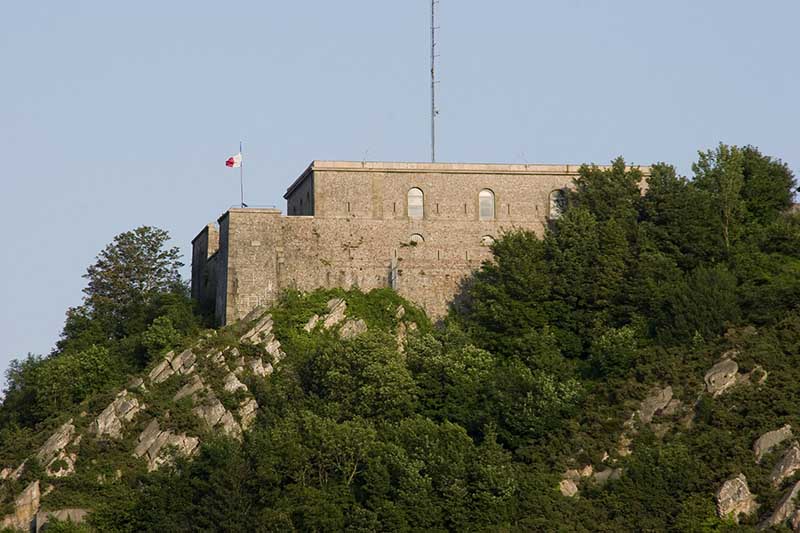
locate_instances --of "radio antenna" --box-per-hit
[430,0,439,162]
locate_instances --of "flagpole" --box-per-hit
[239,140,244,208]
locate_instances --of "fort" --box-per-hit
[191,160,634,325]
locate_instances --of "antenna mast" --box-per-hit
[430,0,439,163]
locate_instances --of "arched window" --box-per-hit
[479,189,495,221]
[407,188,424,220]
[549,189,568,219]
[480,235,495,246]
[409,233,425,245]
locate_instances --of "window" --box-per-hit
[479,189,495,221]
[408,188,424,219]
[409,233,425,245]
[549,189,568,219]
[480,235,495,246]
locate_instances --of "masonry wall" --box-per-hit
[196,162,649,325]
[190,224,219,315]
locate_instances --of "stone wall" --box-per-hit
[194,161,649,325]
[190,224,219,316]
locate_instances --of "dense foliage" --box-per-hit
[2,144,800,532]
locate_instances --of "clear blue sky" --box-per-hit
[1,1,798,380]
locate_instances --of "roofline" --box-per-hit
[284,160,651,198]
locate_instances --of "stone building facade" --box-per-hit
[192,160,639,325]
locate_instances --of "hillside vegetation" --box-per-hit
[2,144,800,532]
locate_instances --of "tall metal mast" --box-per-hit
[430,0,439,163]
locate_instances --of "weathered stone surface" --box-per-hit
[593,468,622,485]
[0,467,11,480]
[1,480,40,532]
[45,450,77,478]
[239,398,258,430]
[240,314,274,344]
[193,399,227,428]
[638,386,673,424]
[89,391,144,439]
[303,314,320,332]
[35,508,89,532]
[661,398,682,417]
[754,424,793,463]
[396,305,406,319]
[704,358,739,397]
[248,357,267,377]
[564,465,594,481]
[218,411,242,439]
[171,349,196,375]
[223,372,247,393]
[716,474,757,523]
[36,421,75,465]
[761,479,800,529]
[323,298,347,329]
[149,353,175,383]
[771,442,800,488]
[559,479,578,497]
[133,419,199,471]
[127,377,145,391]
[339,318,368,339]
[739,365,768,386]
[174,374,205,402]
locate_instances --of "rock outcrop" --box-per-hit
[760,479,800,529]
[638,386,674,424]
[340,318,368,339]
[715,474,757,523]
[133,419,200,471]
[34,508,89,532]
[148,349,197,384]
[89,391,144,439]
[754,425,793,463]
[559,479,578,497]
[771,442,800,488]
[704,358,739,397]
[1,480,40,532]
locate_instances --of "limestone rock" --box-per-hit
[171,349,196,375]
[89,391,144,439]
[593,468,622,485]
[174,374,205,402]
[323,298,347,329]
[754,424,793,463]
[564,465,594,481]
[193,398,227,428]
[1,480,40,532]
[0,467,11,480]
[239,398,258,430]
[761,479,800,529]
[133,419,199,471]
[396,305,406,319]
[36,421,75,465]
[45,449,77,478]
[127,377,145,391]
[303,314,320,332]
[559,479,578,497]
[248,357,267,378]
[638,386,673,424]
[219,411,243,439]
[240,314,274,344]
[715,474,757,523]
[35,508,89,532]
[223,372,248,393]
[772,442,800,488]
[339,318,368,339]
[704,358,739,397]
[149,355,175,384]
[792,509,800,531]
[661,398,682,417]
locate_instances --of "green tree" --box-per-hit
[82,226,184,337]
[693,144,745,253]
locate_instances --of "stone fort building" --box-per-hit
[192,160,624,325]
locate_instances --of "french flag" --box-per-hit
[225,152,242,168]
